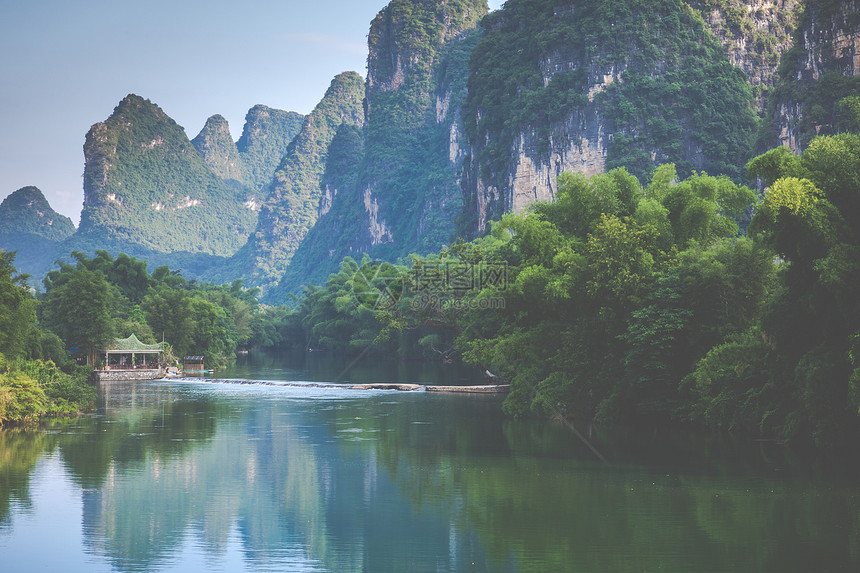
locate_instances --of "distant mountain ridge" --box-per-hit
[2,0,858,301]
[0,95,304,283]
[0,187,75,277]
[0,186,75,241]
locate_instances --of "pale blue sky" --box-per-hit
[0,0,502,225]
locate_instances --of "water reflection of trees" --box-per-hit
[56,385,218,489]
[4,385,860,572]
[365,400,860,572]
[0,430,50,527]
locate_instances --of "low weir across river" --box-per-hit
[167,376,510,393]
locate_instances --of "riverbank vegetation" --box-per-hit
[0,251,95,426]
[259,130,860,449]
[3,125,859,446]
[38,250,259,371]
[0,248,260,425]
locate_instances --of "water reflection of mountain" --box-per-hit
[0,430,51,527]
[72,385,500,572]
[5,379,859,572]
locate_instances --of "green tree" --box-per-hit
[740,134,860,445]
[188,296,236,367]
[142,285,194,359]
[661,170,755,249]
[682,327,781,434]
[0,251,38,360]
[837,96,860,133]
[42,266,114,366]
[453,165,758,423]
[624,237,776,422]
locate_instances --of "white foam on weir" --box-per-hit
[164,377,509,396]
[168,377,417,399]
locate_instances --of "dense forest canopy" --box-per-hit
[240,129,860,448]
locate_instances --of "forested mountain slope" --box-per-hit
[3,0,859,299]
[458,0,801,236]
[74,94,259,257]
[272,0,487,298]
[0,187,76,279]
[216,72,366,290]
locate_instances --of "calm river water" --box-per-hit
[2,351,859,572]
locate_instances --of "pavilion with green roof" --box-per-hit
[101,334,166,370]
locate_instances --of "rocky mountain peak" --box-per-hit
[192,114,244,182]
[77,93,258,257]
[235,105,305,192]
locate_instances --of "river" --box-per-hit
[1,351,859,572]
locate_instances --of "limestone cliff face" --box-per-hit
[191,114,244,183]
[356,0,485,251]
[270,0,486,299]
[462,73,611,234]
[787,1,860,84]
[693,0,801,107]
[460,0,787,236]
[770,0,860,151]
[366,0,486,109]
